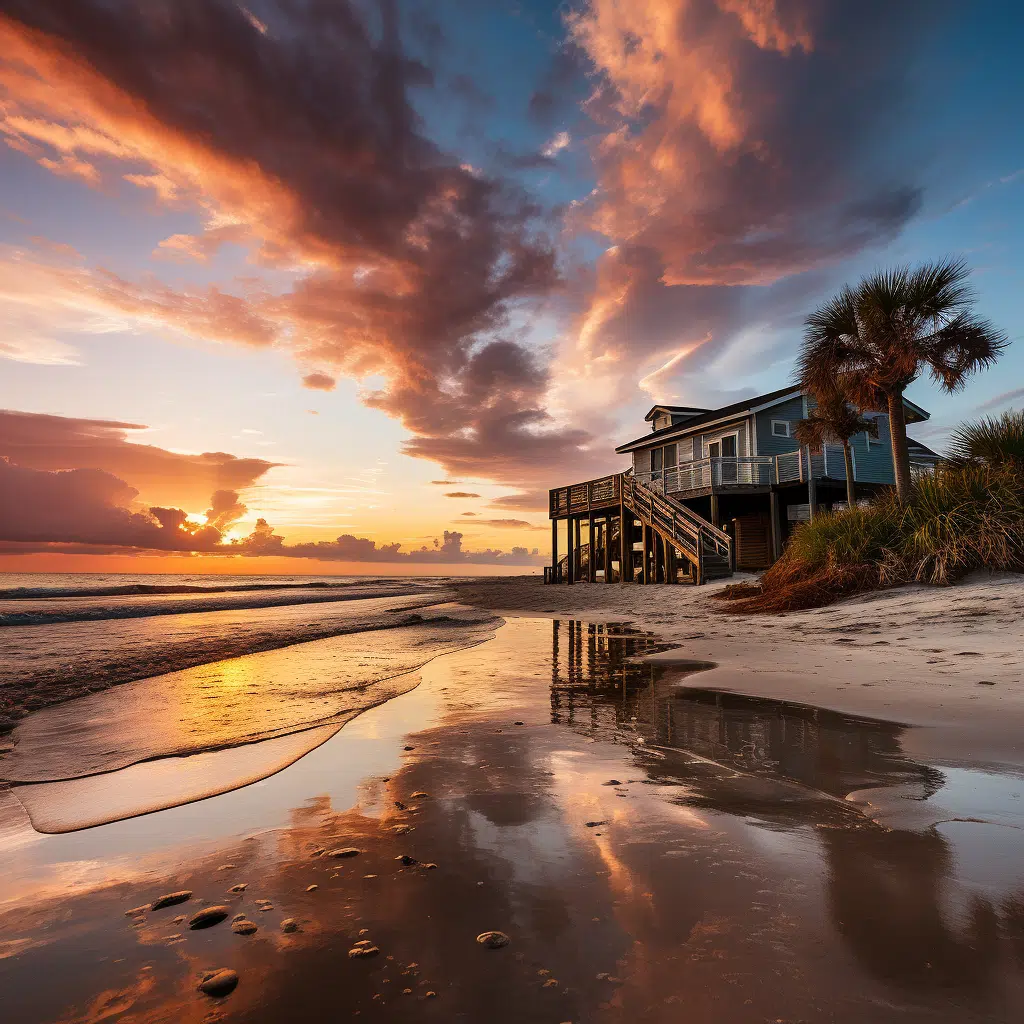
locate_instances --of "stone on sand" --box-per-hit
[188,905,230,929]
[328,847,361,858]
[476,930,510,949]
[228,883,247,893]
[198,968,239,997]
[232,919,258,935]
[281,918,299,933]
[305,884,318,892]
[151,890,192,911]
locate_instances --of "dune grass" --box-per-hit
[717,414,1024,613]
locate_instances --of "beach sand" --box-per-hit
[1,574,1023,1022]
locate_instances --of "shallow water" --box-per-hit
[1,616,1022,1023]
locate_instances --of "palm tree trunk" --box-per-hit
[843,442,856,508]
[887,390,912,502]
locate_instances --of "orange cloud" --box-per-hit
[559,0,925,407]
[0,1,588,496]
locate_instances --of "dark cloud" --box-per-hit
[0,409,278,508]
[0,460,242,550]
[235,520,543,565]
[0,461,545,565]
[527,43,586,127]
[444,491,480,498]
[0,0,587,494]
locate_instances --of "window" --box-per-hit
[771,420,791,438]
[651,448,664,472]
[866,416,883,446]
[663,444,677,469]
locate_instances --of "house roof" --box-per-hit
[907,437,942,459]
[616,386,931,454]
[643,404,710,423]
[617,386,799,453]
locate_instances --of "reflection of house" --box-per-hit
[548,619,942,810]
[547,386,936,582]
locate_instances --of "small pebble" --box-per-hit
[232,919,258,935]
[281,918,299,933]
[306,884,318,892]
[403,745,415,751]
[476,931,510,949]
[217,864,237,870]
[397,855,417,866]
[328,848,361,859]
[410,792,429,799]
[228,883,247,893]
[584,821,606,828]
[349,945,380,959]
[602,780,621,787]
[125,906,148,917]
[232,913,247,922]
[258,904,274,912]
[424,991,437,999]
[198,968,239,998]
[542,979,559,989]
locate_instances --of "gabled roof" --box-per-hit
[617,386,799,453]
[616,386,931,454]
[643,404,710,423]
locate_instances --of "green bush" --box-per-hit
[717,414,1024,612]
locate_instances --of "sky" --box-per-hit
[0,0,1022,575]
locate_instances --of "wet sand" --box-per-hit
[2,601,1023,1023]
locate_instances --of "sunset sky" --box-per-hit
[1,0,1022,575]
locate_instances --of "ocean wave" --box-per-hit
[0,580,361,599]
[0,580,438,627]
[2,604,500,788]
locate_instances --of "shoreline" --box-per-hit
[2,595,1023,1022]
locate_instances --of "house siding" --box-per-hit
[754,397,804,457]
[699,417,751,458]
[630,395,900,486]
[851,414,895,484]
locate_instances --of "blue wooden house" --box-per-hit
[547,385,939,584]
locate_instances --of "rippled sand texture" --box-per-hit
[2,617,1022,1024]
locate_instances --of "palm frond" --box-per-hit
[947,409,1024,466]
[923,311,1009,392]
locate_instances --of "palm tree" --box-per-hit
[799,259,1007,502]
[794,387,870,508]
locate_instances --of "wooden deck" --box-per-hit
[546,472,734,586]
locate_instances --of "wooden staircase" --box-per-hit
[622,474,734,584]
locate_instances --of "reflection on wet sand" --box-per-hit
[0,617,1021,1024]
[550,619,1024,998]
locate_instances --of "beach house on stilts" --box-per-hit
[545,385,940,585]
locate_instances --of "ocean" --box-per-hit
[0,571,501,829]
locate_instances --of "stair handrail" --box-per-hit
[624,474,734,570]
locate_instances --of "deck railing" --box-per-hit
[549,472,623,518]
[635,456,775,495]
